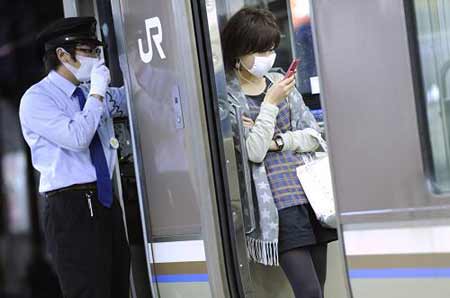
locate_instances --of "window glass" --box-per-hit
[413,0,450,192]
[289,0,317,95]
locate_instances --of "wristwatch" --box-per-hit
[274,135,284,151]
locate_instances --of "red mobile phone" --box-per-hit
[284,58,300,79]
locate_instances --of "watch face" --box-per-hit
[276,137,284,148]
[276,137,283,145]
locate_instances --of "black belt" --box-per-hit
[45,182,97,198]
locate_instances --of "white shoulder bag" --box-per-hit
[296,129,337,229]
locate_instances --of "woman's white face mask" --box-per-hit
[58,48,98,82]
[241,52,277,78]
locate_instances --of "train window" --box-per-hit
[288,0,322,118]
[289,0,318,96]
[411,0,450,192]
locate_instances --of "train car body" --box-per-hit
[59,0,450,297]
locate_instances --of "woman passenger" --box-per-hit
[221,7,337,298]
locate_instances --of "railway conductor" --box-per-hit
[19,17,130,298]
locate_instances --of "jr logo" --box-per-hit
[138,17,167,63]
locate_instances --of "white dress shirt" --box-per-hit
[19,71,128,192]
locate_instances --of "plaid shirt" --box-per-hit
[247,92,308,210]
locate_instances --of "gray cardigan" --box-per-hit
[224,71,321,265]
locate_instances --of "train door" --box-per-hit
[108,0,240,297]
[200,0,348,297]
[312,0,450,297]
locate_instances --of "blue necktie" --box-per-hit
[74,87,113,208]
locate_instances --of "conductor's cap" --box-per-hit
[37,17,103,54]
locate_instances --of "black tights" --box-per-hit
[279,244,328,298]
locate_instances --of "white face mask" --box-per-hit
[58,48,98,82]
[242,52,277,78]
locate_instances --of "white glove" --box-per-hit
[89,59,111,98]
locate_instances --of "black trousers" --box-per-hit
[43,188,130,298]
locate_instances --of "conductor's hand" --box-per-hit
[89,59,111,99]
[263,75,296,106]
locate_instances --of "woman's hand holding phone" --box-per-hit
[264,75,296,106]
[263,58,298,106]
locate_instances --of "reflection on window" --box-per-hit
[414,0,450,192]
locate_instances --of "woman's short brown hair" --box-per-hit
[221,7,281,73]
